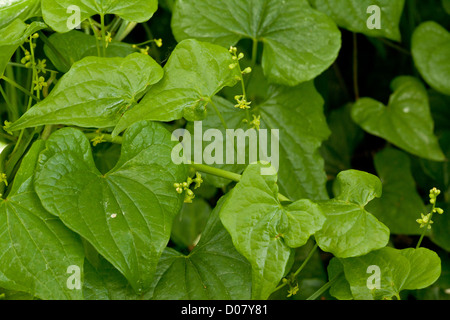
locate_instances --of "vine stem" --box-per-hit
[306,272,342,300]
[273,243,319,293]
[209,99,228,130]
[0,76,40,102]
[88,17,101,57]
[100,14,107,57]
[190,163,291,203]
[84,132,123,144]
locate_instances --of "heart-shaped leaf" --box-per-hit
[309,0,405,41]
[44,30,137,73]
[185,80,331,201]
[34,121,187,293]
[41,0,158,33]
[0,0,41,29]
[412,21,450,96]
[149,195,252,300]
[351,76,445,161]
[9,53,163,131]
[171,0,341,86]
[328,247,441,300]
[0,19,46,77]
[113,39,240,136]
[315,170,390,258]
[366,148,426,235]
[219,163,326,299]
[0,140,85,300]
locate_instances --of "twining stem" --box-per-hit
[306,272,342,300]
[8,62,59,74]
[84,132,123,144]
[352,33,359,101]
[0,76,40,102]
[100,14,107,57]
[273,243,319,293]
[209,99,228,130]
[88,17,101,57]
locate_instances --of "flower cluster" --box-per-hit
[416,187,444,229]
[174,172,203,203]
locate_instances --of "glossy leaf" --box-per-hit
[0,0,41,29]
[186,81,331,201]
[34,121,187,293]
[412,21,450,96]
[315,170,390,258]
[0,141,85,300]
[309,0,405,41]
[113,39,239,135]
[219,163,326,299]
[171,0,341,86]
[366,148,426,235]
[0,19,46,77]
[351,76,445,161]
[9,53,163,131]
[44,30,137,73]
[329,247,441,300]
[41,0,158,33]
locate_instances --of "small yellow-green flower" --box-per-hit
[416,213,433,229]
[0,173,8,186]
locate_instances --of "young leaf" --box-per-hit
[113,39,240,135]
[41,0,158,33]
[171,0,341,86]
[149,196,252,300]
[329,247,441,300]
[219,163,326,299]
[8,53,163,131]
[351,76,445,161]
[314,170,390,258]
[44,30,137,73]
[0,141,85,300]
[412,21,450,96]
[309,0,405,41]
[0,19,46,77]
[34,121,187,293]
[366,148,426,235]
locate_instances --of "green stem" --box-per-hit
[273,243,319,293]
[190,163,290,203]
[0,85,17,122]
[416,202,437,249]
[100,14,107,57]
[306,272,342,300]
[209,99,228,130]
[41,125,53,141]
[0,76,40,102]
[89,18,101,57]
[7,62,59,74]
[84,132,123,145]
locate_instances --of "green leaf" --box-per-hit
[41,0,158,32]
[219,163,326,299]
[150,195,252,300]
[309,0,405,41]
[44,30,137,73]
[444,0,450,14]
[171,0,341,86]
[329,247,441,300]
[0,19,46,77]
[0,0,41,29]
[34,121,187,293]
[351,76,445,161]
[366,148,426,235]
[412,21,450,96]
[0,140,85,300]
[9,53,163,131]
[186,81,331,201]
[315,170,390,258]
[113,39,239,135]
[171,198,212,249]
